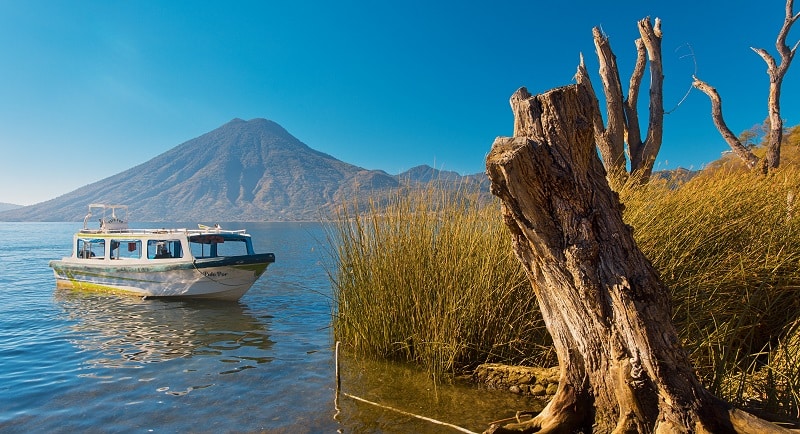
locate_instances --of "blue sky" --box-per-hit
[1,1,798,205]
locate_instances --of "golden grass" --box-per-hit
[619,166,800,418]
[327,165,800,418]
[327,184,552,375]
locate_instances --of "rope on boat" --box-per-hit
[334,341,478,434]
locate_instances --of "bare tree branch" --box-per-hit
[587,27,627,175]
[625,38,646,169]
[636,17,665,181]
[626,17,664,181]
[749,0,799,169]
[692,76,760,170]
[574,54,611,166]
[578,17,666,184]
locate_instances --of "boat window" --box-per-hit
[147,239,183,259]
[189,236,250,258]
[111,239,141,260]
[77,238,105,259]
[215,239,249,256]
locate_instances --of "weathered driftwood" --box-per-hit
[484,84,789,433]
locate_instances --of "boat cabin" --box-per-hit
[72,204,256,262]
[73,233,255,261]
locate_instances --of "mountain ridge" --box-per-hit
[0,118,487,222]
[0,202,22,212]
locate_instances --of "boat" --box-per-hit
[49,204,276,301]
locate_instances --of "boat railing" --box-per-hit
[83,204,130,231]
[78,227,248,236]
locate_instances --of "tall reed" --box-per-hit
[619,166,800,418]
[327,184,552,374]
[327,167,800,418]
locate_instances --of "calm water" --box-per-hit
[0,222,537,433]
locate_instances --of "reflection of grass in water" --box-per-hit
[337,349,545,433]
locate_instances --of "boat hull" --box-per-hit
[49,254,275,301]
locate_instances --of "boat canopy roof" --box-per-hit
[77,204,252,242]
[188,232,249,244]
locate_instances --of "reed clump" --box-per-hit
[327,184,552,374]
[619,166,800,418]
[328,167,800,418]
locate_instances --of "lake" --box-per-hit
[0,221,539,433]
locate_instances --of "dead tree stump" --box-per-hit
[484,84,788,433]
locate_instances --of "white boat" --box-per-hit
[49,204,275,301]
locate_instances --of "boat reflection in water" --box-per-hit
[55,290,275,373]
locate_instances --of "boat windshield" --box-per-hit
[189,234,253,258]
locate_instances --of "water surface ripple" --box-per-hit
[0,222,537,433]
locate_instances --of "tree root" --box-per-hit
[485,402,797,434]
[724,406,796,434]
[484,388,587,434]
[484,408,576,434]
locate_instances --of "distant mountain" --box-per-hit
[399,165,463,184]
[651,167,698,184]
[0,118,487,222]
[0,202,22,212]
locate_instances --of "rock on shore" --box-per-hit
[474,364,559,398]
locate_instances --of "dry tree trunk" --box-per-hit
[752,0,800,170]
[628,17,664,181]
[694,0,798,172]
[577,17,664,184]
[692,77,760,170]
[484,84,789,433]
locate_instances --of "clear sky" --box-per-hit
[1,1,798,205]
